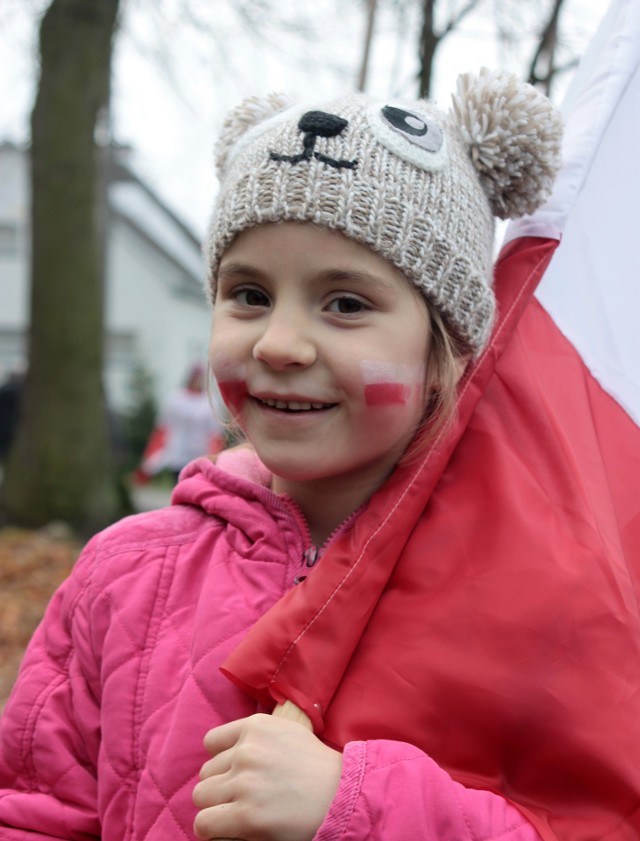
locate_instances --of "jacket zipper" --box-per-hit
[294,546,321,585]
[278,496,365,585]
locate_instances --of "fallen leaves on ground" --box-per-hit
[0,525,80,709]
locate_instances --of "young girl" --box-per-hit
[1,69,627,841]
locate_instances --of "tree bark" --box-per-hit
[418,0,481,99]
[1,0,122,534]
[527,0,567,95]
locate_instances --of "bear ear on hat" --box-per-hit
[451,68,563,220]
[215,92,292,179]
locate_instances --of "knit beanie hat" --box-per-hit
[206,69,562,354]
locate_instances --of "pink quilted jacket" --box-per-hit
[0,458,540,840]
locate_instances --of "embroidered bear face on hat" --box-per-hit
[206,70,562,354]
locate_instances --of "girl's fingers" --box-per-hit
[192,770,232,810]
[193,713,342,841]
[203,717,245,755]
[193,801,240,841]
[198,746,233,781]
[199,717,250,781]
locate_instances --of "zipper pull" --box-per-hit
[294,546,320,584]
[303,546,320,568]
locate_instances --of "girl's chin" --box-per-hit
[264,464,328,485]
[258,454,345,487]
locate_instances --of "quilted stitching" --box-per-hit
[87,469,303,839]
[0,462,305,840]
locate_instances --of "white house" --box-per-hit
[0,141,213,415]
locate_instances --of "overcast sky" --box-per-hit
[0,0,607,239]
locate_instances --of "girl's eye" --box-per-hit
[234,287,270,307]
[327,296,368,316]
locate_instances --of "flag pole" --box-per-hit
[272,699,313,730]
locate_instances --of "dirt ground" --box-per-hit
[0,481,172,711]
[0,525,81,710]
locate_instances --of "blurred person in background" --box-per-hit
[0,370,24,472]
[135,363,225,483]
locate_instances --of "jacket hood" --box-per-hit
[170,456,286,539]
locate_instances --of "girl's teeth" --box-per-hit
[261,398,328,411]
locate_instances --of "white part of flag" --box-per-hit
[504,0,640,425]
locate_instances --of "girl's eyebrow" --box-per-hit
[218,262,266,280]
[319,268,397,292]
[217,263,398,292]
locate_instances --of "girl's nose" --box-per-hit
[252,313,317,370]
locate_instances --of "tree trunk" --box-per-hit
[418,0,438,98]
[1,0,122,535]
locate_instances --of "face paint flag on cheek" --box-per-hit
[212,359,249,415]
[217,380,248,415]
[361,361,416,407]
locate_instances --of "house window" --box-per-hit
[0,329,26,384]
[0,223,18,256]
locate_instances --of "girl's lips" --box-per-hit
[251,395,337,413]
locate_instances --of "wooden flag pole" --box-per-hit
[271,699,313,730]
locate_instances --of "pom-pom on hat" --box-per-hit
[206,69,562,354]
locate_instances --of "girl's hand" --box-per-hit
[192,713,343,841]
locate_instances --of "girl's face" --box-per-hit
[210,222,433,501]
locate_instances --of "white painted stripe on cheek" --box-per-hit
[361,361,423,407]
[360,361,422,384]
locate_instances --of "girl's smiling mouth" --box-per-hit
[253,395,338,413]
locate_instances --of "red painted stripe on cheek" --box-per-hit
[218,380,248,413]
[364,382,412,406]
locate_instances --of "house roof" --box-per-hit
[0,141,207,291]
[108,151,206,287]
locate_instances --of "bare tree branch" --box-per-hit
[358,0,379,92]
[441,0,481,37]
[527,0,566,94]
[417,0,484,98]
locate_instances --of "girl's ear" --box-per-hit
[450,68,563,220]
[215,93,292,179]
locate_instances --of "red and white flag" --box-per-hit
[221,2,640,837]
